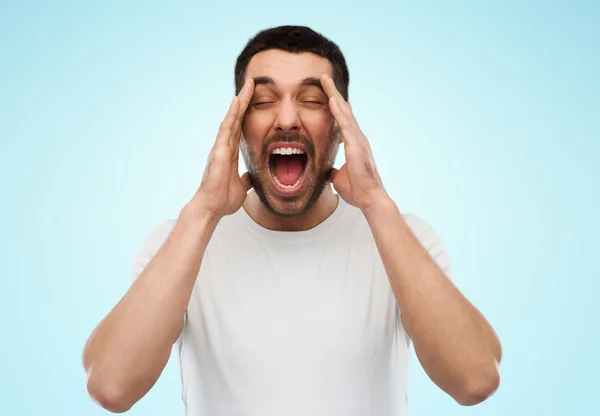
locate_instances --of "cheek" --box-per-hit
[299,110,337,146]
[299,106,332,124]
[242,112,270,147]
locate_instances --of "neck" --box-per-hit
[243,185,339,232]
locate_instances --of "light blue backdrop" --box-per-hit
[1,1,598,415]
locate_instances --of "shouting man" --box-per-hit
[83,25,502,416]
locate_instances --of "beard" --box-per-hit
[240,130,339,217]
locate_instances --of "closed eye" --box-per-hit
[301,100,326,108]
[252,101,276,108]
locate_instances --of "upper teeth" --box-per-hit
[271,147,304,155]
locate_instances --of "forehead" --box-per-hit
[245,50,333,87]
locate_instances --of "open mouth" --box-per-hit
[268,145,309,194]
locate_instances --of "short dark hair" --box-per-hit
[234,25,349,100]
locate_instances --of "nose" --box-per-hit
[273,98,300,133]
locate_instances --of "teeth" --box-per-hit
[273,173,303,189]
[271,147,305,155]
[273,168,304,189]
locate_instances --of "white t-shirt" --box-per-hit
[131,197,452,416]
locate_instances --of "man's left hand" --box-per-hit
[321,74,391,214]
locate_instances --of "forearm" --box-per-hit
[365,199,501,405]
[83,206,218,412]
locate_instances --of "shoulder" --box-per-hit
[401,212,453,280]
[140,219,178,251]
[363,203,453,280]
[130,219,177,282]
[402,212,438,240]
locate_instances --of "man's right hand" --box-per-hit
[83,79,256,413]
[186,78,255,220]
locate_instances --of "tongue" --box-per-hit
[275,155,304,186]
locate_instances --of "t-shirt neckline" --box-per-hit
[236,195,348,241]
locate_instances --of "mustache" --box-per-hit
[261,132,315,158]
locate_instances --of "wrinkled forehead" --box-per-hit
[245,50,334,91]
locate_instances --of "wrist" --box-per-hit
[179,201,221,230]
[362,195,399,222]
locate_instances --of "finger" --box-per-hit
[345,100,372,150]
[321,74,363,136]
[229,78,255,145]
[228,82,250,164]
[321,74,353,118]
[238,78,255,114]
[216,96,239,146]
[329,96,361,147]
[320,73,343,100]
[347,102,360,127]
[203,145,230,185]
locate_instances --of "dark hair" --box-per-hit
[234,25,349,100]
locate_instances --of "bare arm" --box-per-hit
[82,79,255,413]
[320,74,501,406]
[366,200,502,406]
[82,210,217,412]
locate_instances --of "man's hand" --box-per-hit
[321,74,390,214]
[321,73,502,405]
[187,78,255,220]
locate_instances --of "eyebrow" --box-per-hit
[253,76,275,86]
[252,76,325,92]
[299,77,324,92]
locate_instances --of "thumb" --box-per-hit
[240,171,253,192]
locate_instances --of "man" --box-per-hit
[82,25,502,415]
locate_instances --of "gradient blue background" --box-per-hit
[1,1,598,415]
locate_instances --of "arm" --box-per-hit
[365,200,501,406]
[320,74,501,406]
[82,209,217,413]
[82,79,255,413]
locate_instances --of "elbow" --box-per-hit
[86,375,134,413]
[455,363,501,406]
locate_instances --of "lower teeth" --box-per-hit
[274,174,303,189]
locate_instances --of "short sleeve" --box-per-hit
[130,219,185,344]
[402,213,453,281]
[130,219,177,284]
[397,214,453,347]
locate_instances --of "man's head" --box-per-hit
[235,26,349,217]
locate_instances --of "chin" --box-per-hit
[253,173,326,217]
[257,185,315,217]
[243,137,333,216]
[264,195,314,217]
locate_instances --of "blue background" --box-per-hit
[1,1,598,415]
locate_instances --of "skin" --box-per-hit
[319,73,503,405]
[240,49,341,231]
[82,78,256,413]
[82,49,502,413]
